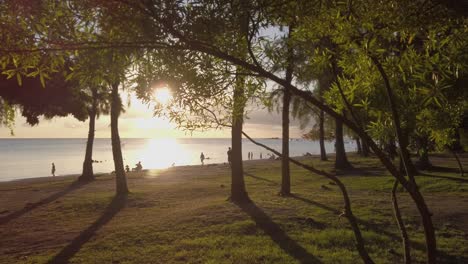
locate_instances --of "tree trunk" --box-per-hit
[279,23,294,196]
[230,74,249,203]
[400,130,418,177]
[111,82,128,196]
[335,118,352,170]
[392,180,411,264]
[371,56,436,263]
[450,149,464,177]
[80,110,96,182]
[79,89,98,182]
[356,137,362,155]
[281,88,291,195]
[319,110,328,161]
[361,137,370,157]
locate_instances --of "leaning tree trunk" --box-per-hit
[450,149,464,177]
[230,73,249,203]
[371,56,436,263]
[392,180,411,264]
[361,136,370,157]
[319,109,328,161]
[111,82,128,196]
[335,118,352,170]
[79,89,98,182]
[400,130,418,178]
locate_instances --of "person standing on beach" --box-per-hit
[51,163,56,177]
[200,152,205,165]
[227,147,232,167]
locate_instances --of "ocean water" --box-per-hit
[0,138,357,181]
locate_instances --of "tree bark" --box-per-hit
[230,74,249,203]
[450,149,464,177]
[361,137,370,157]
[281,88,291,195]
[80,110,96,182]
[392,180,411,264]
[79,89,98,182]
[356,137,362,155]
[319,110,328,161]
[280,24,294,195]
[111,82,128,196]
[400,130,418,176]
[335,118,352,170]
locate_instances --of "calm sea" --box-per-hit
[0,138,357,181]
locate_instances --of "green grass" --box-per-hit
[1,154,467,263]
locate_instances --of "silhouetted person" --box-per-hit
[125,165,130,173]
[260,153,262,159]
[227,147,232,167]
[200,152,205,165]
[51,163,56,177]
[135,161,142,172]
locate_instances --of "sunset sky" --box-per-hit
[0,92,312,139]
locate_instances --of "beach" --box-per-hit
[0,138,356,181]
[1,153,467,263]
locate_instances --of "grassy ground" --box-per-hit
[0,153,467,264]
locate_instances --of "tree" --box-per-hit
[3,0,467,262]
[0,69,88,126]
[79,87,110,182]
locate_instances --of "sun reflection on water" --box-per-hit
[129,138,192,170]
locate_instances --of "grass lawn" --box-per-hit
[0,153,467,263]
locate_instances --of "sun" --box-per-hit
[153,87,173,105]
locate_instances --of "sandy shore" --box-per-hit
[0,155,304,186]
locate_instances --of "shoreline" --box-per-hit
[0,155,316,185]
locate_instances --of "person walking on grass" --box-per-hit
[200,152,205,165]
[51,163,56,177]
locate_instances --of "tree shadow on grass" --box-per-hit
[47,194,127,264]
[290,194,468,263]
[0,180,91,225]
[418,172,468,183]
[236,201,321,264]
[244,172,278,185]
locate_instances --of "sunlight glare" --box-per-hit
[154,87,173,105]
[137,138,191,171]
